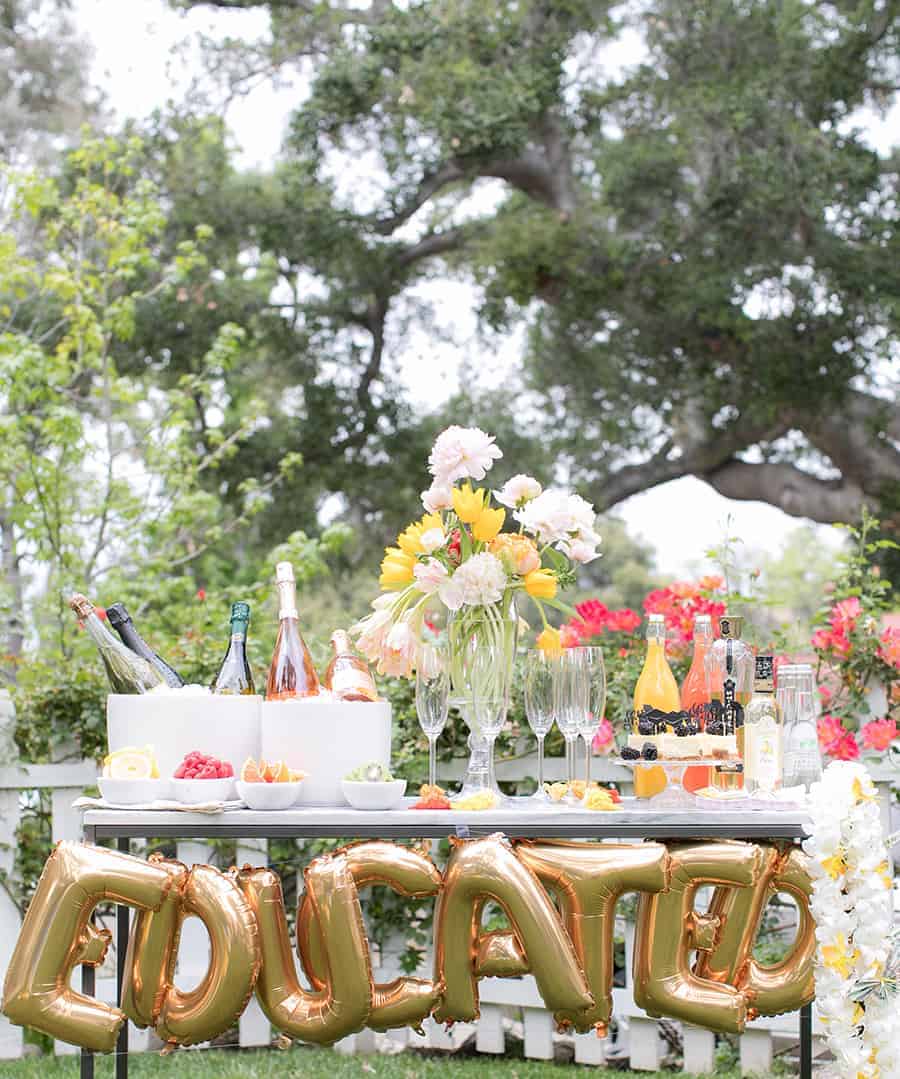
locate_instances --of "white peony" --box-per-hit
[419,527,446,554]
[558,537,602,564]
[515,489,600,548]
[428,425,502,483]
[493,473,542,509]
[438,552,506,610]
[414,557,449,594]
[421,481,454,513]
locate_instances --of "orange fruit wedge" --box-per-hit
[240,757,265,784]
[288,769,306,782]
[634,764,668,799]
[270,760,291,784]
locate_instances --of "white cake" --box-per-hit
[626,731,738,760]
[261,697,392,806]
[107,692,261,778]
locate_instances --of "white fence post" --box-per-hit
[0,689,23,1060]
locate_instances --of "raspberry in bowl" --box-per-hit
[171,751,236,803]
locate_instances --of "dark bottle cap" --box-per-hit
[105,603,131,629]
[230,602,251,621]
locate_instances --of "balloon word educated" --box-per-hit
[2,836,815,1052]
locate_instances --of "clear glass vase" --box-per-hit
[447,596,518,805]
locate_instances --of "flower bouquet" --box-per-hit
[351,425,601,803]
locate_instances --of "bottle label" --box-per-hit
[747,719,781,791]
[723,679,744,730]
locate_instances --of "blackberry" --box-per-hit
[706,719,724,736]
[674,722,690,737]
[638,717,655,736]
[621,746,640,760]
[641,743,658,761]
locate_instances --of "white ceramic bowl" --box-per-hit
[171,777,236,804]
[341,778,407,811]
[236,780,304,811]
[98,777,171,805]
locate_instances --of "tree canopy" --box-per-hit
[170,0,899,534]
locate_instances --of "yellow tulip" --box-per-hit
[536,627,563,658]
[397,512,444,555]
[471,506,505,543]
[379,546,416,588]
[525,568,558,600]
[452,482,486,524]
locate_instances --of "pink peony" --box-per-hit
[592,718,614,754]
[861,718,898,753]
[413,558,449,595]
[817,715,844,753]
[493,474,542,509]
[428,426,502,483]
[421,482,454,513]
[830,732,860,761]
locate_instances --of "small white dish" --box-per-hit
[341,778,407,811]
[171,777,236,804]
[236,780,304,811]
[98,777,171,804]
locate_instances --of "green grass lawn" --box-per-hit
[0,1046,778,1078]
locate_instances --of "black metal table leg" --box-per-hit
[116,836,130,1079]
[800,1001,812,1079]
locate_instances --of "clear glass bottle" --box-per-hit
[744,655,782,795]
[323,630,377,701]
[69,593,163,694]
[783,667,822,790]
[106,602,185,688]
[707,614,754,789]
[211,602,255,695]
[265,562,320,700]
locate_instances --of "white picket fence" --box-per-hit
[0,689,897,1073]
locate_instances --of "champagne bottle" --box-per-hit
[744,655,782,795]
[106,602,184,688]
[323,630,378,702]
[211,602,255,695]
[69,593,163,694]
[265,562,320,700]
[707,614,754,790]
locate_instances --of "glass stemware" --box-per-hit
[556,649,587,805]
[523,650,557,803]
[575,646,606,796]
[416,645,450,789]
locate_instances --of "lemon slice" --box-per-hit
[103,745,156,780]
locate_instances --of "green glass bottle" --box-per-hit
[210,602,255,695]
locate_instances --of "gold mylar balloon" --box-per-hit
[432,835,592,1025]
[696,845,815,1016]
[120,858,188,1028]
[517,840,668,1033]
[297,842,443,1032]
[240,854,372,1044]
[154,865,260,1046]
[2,842,175,1052]
[633,841,766,1034]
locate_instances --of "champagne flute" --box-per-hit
[524,650,557,803]
[556,649,587,804]
[416,646,450,789]
[575,646,606,796]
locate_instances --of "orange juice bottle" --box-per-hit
[681,614,713,793]
[633,614,678,797]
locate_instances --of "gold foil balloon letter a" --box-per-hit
[2,842,176,1053]
[433,836,593,1024]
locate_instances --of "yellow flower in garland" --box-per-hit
[379,546,416,589]
[472,506,505,542]
[452,482,486,524]
[821,933,858,978]
[821,851,847,880]
[525,568,558,600]
[397,512,444,555]
[851,776,876,804]
[536,626,563,658]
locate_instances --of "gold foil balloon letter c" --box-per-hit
[433,836,592,1024]
[2,842,175,1053]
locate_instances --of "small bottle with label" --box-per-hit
[744,655,782,796]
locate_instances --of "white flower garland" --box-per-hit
[804,761,900,1078]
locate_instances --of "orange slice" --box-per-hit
[271,760,291,784]
[240,757,264,784]
[288,769,306,783]
[634,765,668,799]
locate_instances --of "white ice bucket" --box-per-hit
[106,694,261,779]
[260,699,392,806]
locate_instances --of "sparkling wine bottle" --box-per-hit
[211,602,255,695]
[744,655,783,795]
[69,593,163,694]
[106,602,185,688]
[707,614,754,790]
[265,562,320,700]
[323,630,378,702]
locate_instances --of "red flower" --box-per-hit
[94,607,107,620]
[446,528,462,565]
[196,589,207,601]
[878,627,900,670]
[698,574,725,592]
[861,718,897,753]
[817,715,844,752]
[606,608,641,633]
[830,732,860,761]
